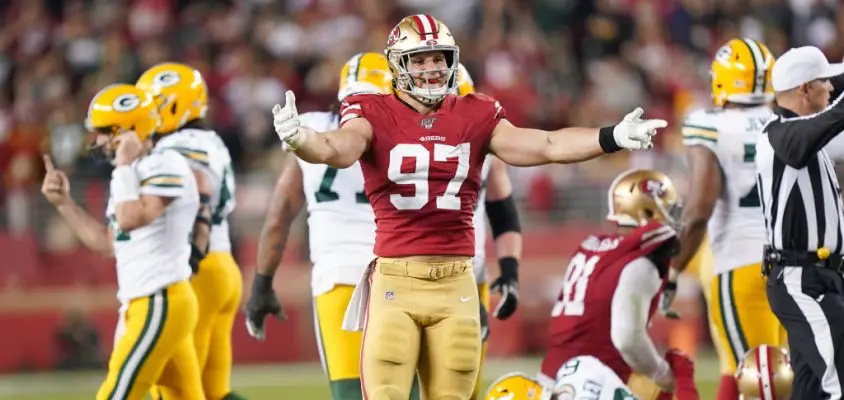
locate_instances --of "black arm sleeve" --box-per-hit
[485,195,521,238]
[767,91,844,169]
[645,236,679,277]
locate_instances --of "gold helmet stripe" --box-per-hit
[740,38,768,95]
[346,53,364,85]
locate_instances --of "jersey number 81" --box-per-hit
[551,253,599,317]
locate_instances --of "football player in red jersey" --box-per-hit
[537,169,699,400]
[270,13,668,400]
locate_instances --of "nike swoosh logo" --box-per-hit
[816,294,825,303]
[460,296,471,303]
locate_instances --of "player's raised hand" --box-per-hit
[41,155,71,206]
[613,107,668,150]
[244,273,287,341]
[114,132,144,166]
[272,90,305,151]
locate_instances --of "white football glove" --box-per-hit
[612,107,668,150]
[272,90,306,151]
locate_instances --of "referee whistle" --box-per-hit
[818,247,831,260]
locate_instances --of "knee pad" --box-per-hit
[442,317,481,372]
[368,385,407,400]
[369,310,418,365]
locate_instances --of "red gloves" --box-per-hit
[664,349,699,400]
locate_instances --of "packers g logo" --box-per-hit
[112,94,141,112]
[153,71,181,88]
[715,45,732,64]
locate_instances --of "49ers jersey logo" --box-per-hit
[386,26,401,47]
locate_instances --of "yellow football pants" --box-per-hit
[314,285,364,398]
[191,251,243,399]
[470,283,489,400]
[97,280,203,400]
[152,252,244,400]
[709,263,787,374]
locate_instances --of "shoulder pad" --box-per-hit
[464,92,496,103]
[682,109,719,145]
[341,93,380,107]
[579,234,622,253]
[340,94,380,126]
[155,133,211,167]
[140,148,189,174]
[704,108,726,115]
[629,222,677,255]
[462,92,505,120]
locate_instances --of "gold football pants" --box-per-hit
[360,257,481,400]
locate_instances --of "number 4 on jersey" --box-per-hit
[551,253,599,317]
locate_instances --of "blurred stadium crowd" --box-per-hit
[0,0,842,248]
[0,0,842,373]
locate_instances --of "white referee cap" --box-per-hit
[771,46,844,92]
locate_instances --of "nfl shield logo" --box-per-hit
[385,290,395,300]
[421,117,436,130]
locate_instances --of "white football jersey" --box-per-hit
[682,106,771,274]
[106,149,198,303]
[472,155,493,282]
[155,128,236,252]
[298,111,376,296]
[551,356,638,400]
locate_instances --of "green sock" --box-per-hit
[409,375,421,400]
[222,392,248,400]
[330,379,364,400]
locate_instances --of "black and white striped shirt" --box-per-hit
[756,76,844,253]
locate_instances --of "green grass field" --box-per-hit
[0,353,720,399]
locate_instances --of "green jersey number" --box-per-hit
[211,163,234,225]
[108,215,131,242]
[739,143,761,208]
[315,166,369,204]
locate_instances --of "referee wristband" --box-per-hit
[599,126,622,153]
[110,166,140,203]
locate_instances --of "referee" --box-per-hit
[757,45,844,398]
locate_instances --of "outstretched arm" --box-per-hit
[288,119,373,168]
[57,202,115,257]
[273,90,373,168]
[489,108,667,167]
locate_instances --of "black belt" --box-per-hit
[762,245,844,275]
